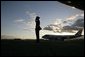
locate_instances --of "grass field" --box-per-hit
[1,39,84,56]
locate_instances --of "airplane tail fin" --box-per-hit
[75,29,83,36]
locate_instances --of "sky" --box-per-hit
[1,1,84,39]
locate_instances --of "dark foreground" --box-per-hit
[1,39,84,56]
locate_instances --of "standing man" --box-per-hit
[35,16,41,43]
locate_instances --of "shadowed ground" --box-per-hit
[1,39,84,56]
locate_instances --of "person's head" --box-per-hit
[36,16,40,20]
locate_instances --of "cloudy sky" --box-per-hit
[1,1,84,39]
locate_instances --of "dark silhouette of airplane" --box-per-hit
[42,29,83,41]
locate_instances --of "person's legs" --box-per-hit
[35,29,39,43]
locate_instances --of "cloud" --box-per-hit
[72,19,84,27]
[61,18,84,32]
[26,11,37,20]
[80,13,84,17]
[62,26,78,30]
[43,13,84,33]
[15,19,24,22]
[26,11,30,15]
[43,25,53,31]
[25,11,38,30]
[67,14,79,20]
[53,19,62,25]
[14,11,38,32]
[66,13,84,21]
[71,6,76,9]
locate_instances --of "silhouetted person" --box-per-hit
[35,16,41,43]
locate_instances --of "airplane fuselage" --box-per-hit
[42,29,83,41]
[42,35,82,41]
